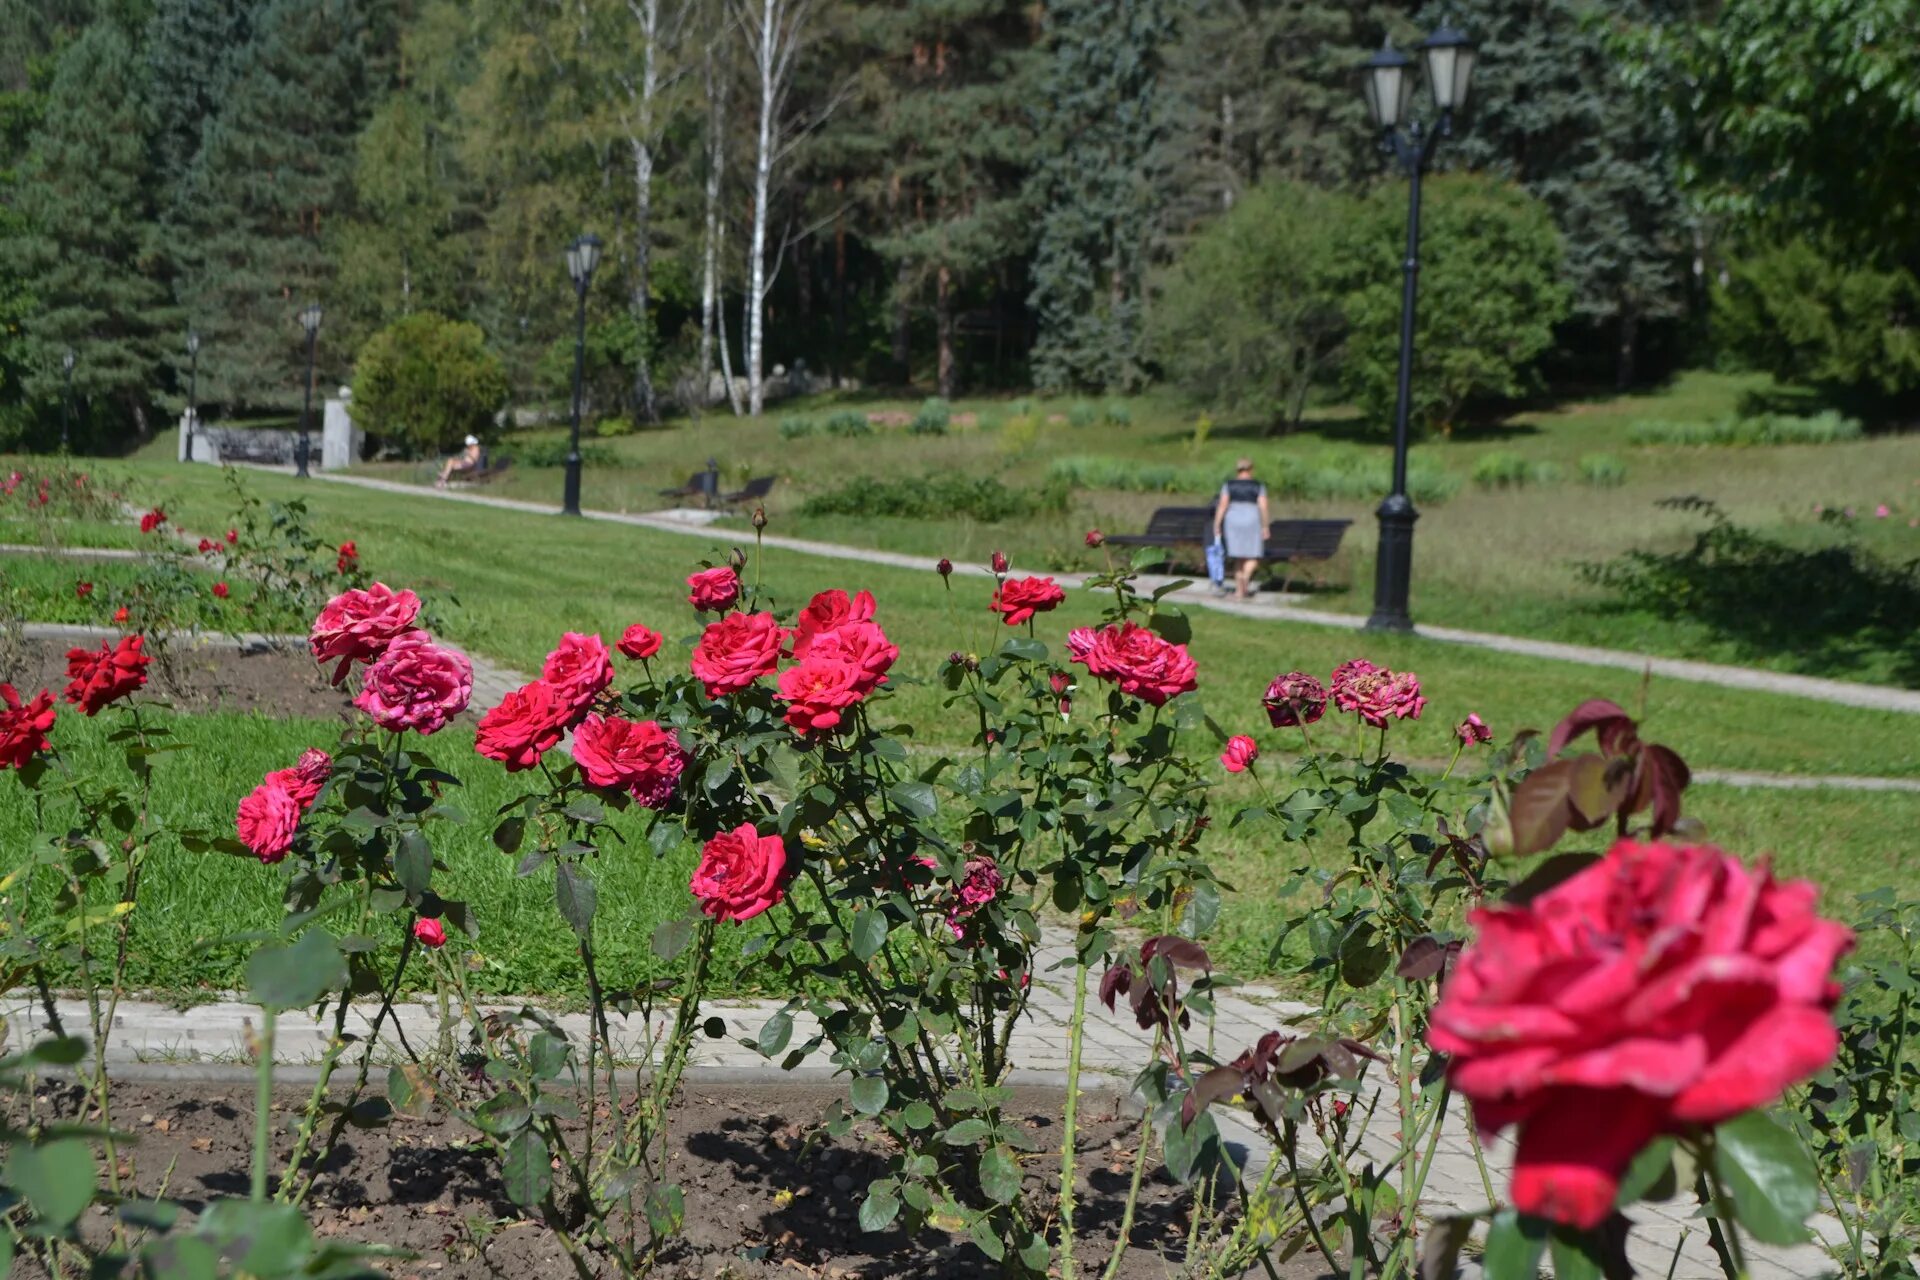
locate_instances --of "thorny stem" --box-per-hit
[1696,1166,1748,1280]
[1098,1117,1155,1280]
[250,1010,279,1200]
[1057,957,1089,1280]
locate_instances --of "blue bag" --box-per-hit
[1205,538,1226,588]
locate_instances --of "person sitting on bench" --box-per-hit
[437,435,484,488]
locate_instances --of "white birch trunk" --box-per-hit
[699,35,724,405]
[744,0,778,417]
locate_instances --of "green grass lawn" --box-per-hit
[275,370,1920,686]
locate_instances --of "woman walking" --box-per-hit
[1212,457,1270,601]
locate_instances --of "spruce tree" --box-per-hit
[1026,0,1173,392]
[175,0,369,410]
[144,0,253,194]
[6,22,172,438]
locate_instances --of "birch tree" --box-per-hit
[609,0,689,422]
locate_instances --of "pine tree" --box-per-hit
[144,0,252,197]
[175,0,370,410]
[1026,0,1173,392]
[1415,0,1691,386]
[6,22,172,437]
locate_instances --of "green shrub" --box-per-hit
[1102,400,1133,428]
[910,397,951,436]
[511,438,616,467]
[1047,450,1461,505]
[998,414,1041,456]
[1578,453,1628,486]
[352,311,510,457]
[1008,398,1032,416]
[1067,400,1100,429]
[802,473,1063,522]
[977,409,1006,433]
[593,417,632,438]
[779,416,818,440]
[823,410,873,438]
[1627,411,1864,447]
[1472,451,1531,489]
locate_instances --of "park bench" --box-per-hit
[1108,505,1353,587]
[216,434,292,465]
[719,475,776,507]
[658,471,710,500]
[450,455,513,485]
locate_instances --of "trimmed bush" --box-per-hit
[1047,451,1462,505]
[512,438,616,467]
[1472,451,1530,489]
[1579,453,1628,487]
[352,312,510,457]
[1627,411,1863,447]
[802,473,1065,522]
[1067,400,1100,429]
[910,398,951,436]
[1103,400,1133,427]
[779,416,818,440]
[823,410,873,438]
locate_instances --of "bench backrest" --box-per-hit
[741,475,775,498]
[1267,518,1352,559]
[1143,507,1213,539]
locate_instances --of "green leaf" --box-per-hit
[1616,1136,1678,1205]
[943,1118,992,1146]
[554,862,597,939]
[1338,923,1391,989]
[651,917,694,962]
[246,929,347,1009]
[850,910,888,961]
[888,780,937,819]
[849,1076,889,1115]
[1549,1229,1604,1280]
[644,1183,685,1237]
[968,1214,1007,1260]
[1018,1232,1051,1272]
[476,1089,533,1135]
[394,829,431,899]
[901,1101,936,1131]
[1146,608,1191,645]
[195,1200,313,1276]
[5,1137,96,1228]
[1480,1210,1547,1280]
[1713,1110,1817,1245]
[1161,1111,1219,1185]
[979,1145,1021,1204]
[757,1010,794,1057]
[501,1129,552,1208]
[858,1184,901,1232]
[529,1031,570,1081]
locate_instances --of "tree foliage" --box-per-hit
[352,311,509,455]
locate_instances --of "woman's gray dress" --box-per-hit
[1221,478,1266,560]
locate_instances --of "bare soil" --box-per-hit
[5,636,356,720]
[12,1080,1327,1279]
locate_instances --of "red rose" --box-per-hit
[776,656,869,733]
[1330,658,1425,729]
[540,632,613,723]
[112,606,129,624]
[198,538,215,553]
[212,581,229,600]
[572,714,688,808]
[1220,735,1258,773]
[803,619,896,693]
[63,634,149,715]
[1456,713,1492,745]
[617,623,663,661]
[687,565,741,612]
[139,507,166,534]
[690,611,785,698]
[1264,672,1328,728]
[262,748,332,810]
[689,823,789,922]
[236,783,303,864]
[336,540,358,575]
[356,634,473,735]
[226,528,239,545]
[0,684,56,769]
[990,576,1066,626]
[1430,839,1853,1230]
[74,581,92,599]
[413,917,447,949]
[1068,621,1197,706]
[308,583,422,684]
[474,680,571,772]
[790,589,876,660]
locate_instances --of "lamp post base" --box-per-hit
[294,437,310,480]
[561,458,582,517]
[1365,493,1418,632]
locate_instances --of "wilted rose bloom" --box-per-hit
[309,583,422,684]
[687,565,741,612]
[572,714,688,808]
[412,917,447,949]
[990,576,1066,626]
[63,635,149,715]
[1085,529,1104,548]
[790,588,877,660]
[1220,735,1258,773]
[1456,713,1492,745]
[617,623,663,661]
[474,680,571,772]
[540,632,614,723]
[690,824,789,922]
[0,684,57,769]
[1330,658,1425,729]
[1068,621,1198,706]
[690,611,785,698]
[1431,839,1852,1229]
[356,633,474,735]
[1264,672,1328,728]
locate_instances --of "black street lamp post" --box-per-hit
[296,304,323,479]
[59,348,75,453]
[185,330,201,462]
[1360,25,1477,632]
[562,233,602,517]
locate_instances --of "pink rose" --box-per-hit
[1220,735,1258,773]
[541,632,613,723]
[690,611,785,698]
[1430,839,1853,1229]
[262,748,332,810]
[990,576,1066,626]
[413,917,447,949]
[309,583,422,684]
[803,619,896,693]
[1264,672,1328,728]
[776,656,870,734]
[1456,713,1492,746]
[572,714,688,808]
[355,634,473,735]
[236,783,303,865]
[946,856,1004,940]
[1068,621,1197,707]
[790,589,876,660]
[474,680,571,772]
[617,623,663,661]
[690,824,789,922]
[687,565,741,612]
[1331,659,1425,729]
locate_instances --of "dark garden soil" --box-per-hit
[5,637,356,720]
[10,1080,1329,1279]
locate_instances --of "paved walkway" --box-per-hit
[3,941,1834,1279]
[306,469,1920,718]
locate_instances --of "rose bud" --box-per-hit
[937,558,953,578]
[990,550,1008,575]
[751,506,768,530]
[948,651,967,667]
[413,917,448,949]
[728,546,747,571]
[1049,671,1070,695]
[1084,529,1104,548]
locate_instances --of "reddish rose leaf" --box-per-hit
[1548,699,1631,758]
[1505,758,1579,856]
[1181,1065,1246,1127]
[1640,744,1692,837]
[1566,754,1628,829]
